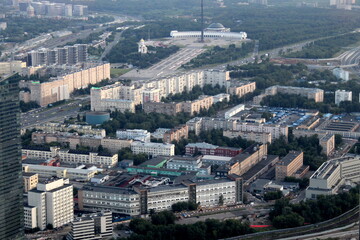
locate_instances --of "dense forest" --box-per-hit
[121,211,254,240]
[270,186,359,229]
[286,32,360,59]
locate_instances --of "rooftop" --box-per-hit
[278,151,303,166]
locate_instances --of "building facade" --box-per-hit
[335,90,352,105]
[223,130,272,144]
[23,173,39,192]
[0,76,24,239]
[131,142,175,156]
[275,151,304,181]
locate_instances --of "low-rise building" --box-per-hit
[23,172,39,192]
[223,130,272,144]
[166,156,202,171]
[264,85,324,102]
[67,211,112,240]
[116,129,151,142]
[320,134,335,156]
[22,147,118,167]
[201,155,232,165]
[22,164,98,181]
[131,142,175,156]
[185,142,241,157]
[275,151,304,181]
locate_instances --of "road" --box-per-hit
[101,31,123,60]
[21,97,89,129]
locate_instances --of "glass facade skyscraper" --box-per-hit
[0,76,24,239]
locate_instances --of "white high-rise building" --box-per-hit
[335,90,352,105]
[332,68,349,81]
[27,178,74,230]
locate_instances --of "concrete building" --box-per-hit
[306,155,360,199]
[24,205,38,230]
[23,172,39,192]
[131,142,175,156]
[320,134,335,156]
[186,117,237,135]
[163,125,189,144]
[332,67,349,81]
[0,61,26,75]
[201,155,232,165]
[275,151,305,181]
[335,90,352,105]
[27,63,110,106]
[185,142,241,157]
[22,147,118,167]
[264,85,324,102]
[27,178,73,230]
[224,104,245,119]
[78,176,243,215]
[31,123,106,137]
[223,130,272,144]
[116,129,150,142]
[227,81,256,97]
[235,122,288,141]
[22,164,98,181]
[67,211,112,240]
[166,156,202,171]
[143,88,161,103]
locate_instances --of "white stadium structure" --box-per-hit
[170,23,247,40]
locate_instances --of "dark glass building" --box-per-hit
[0,76,24,239]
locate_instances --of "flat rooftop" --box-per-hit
[278,151,302,166]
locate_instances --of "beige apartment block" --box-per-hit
[23,172,39,192]
[320,134,335,156]
[227,81,256,97]
[275,151,304,180]
[265,85,324,102]
[223,130,272,144]
[163,125,189,144]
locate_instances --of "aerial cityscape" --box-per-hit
[0,0,359,239]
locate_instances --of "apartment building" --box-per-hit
[185,142,241,157]
[22,147,118,167]
[131,142,175,156]
[186,117,237,135]
[23,173,39,192]
[24,205,38,229]
[163,125,189,144]
[67,211,112,240]
[182,95,214,115]
[142,101,182,115]
[166,156,202,171]
[335,90,352,105]
[306,155,360,199]
[0,61,26,75]
[227,144,268,176]
[26,63,110,106]
[264,85,324,102]
[275,151,304,181]
[143,88,161,103]
[235,122,288,140]
[23,164,98,181]
[116,129,150,142]
[227,81,256,97]
[223,130,272,144]
[320,134,335,156]
[27,178,73,230]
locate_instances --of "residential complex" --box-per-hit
[27,178,73,230]
[30,123,106,137]
[227,81,256,97]
[0,76,24,239]
[163,125,189,144]
[67,211,112,240]
[27,44,88,67]
[335,90,352,105]
[0,61,26,75]
[20,62,110,106]
[306,155,360,199]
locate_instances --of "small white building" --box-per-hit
[335,90,352,105]
[116,129,151,142]
[138,39,148,54]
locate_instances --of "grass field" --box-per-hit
[110,68,131,77]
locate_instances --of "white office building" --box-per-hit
[332,67,349,81]
[27,178,74,230]
[335,90,352,105]
[131,142,175,156]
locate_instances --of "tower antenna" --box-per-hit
[200,0,204,43]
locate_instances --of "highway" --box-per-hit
[21,97,89,129]
[100,31,123,60]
